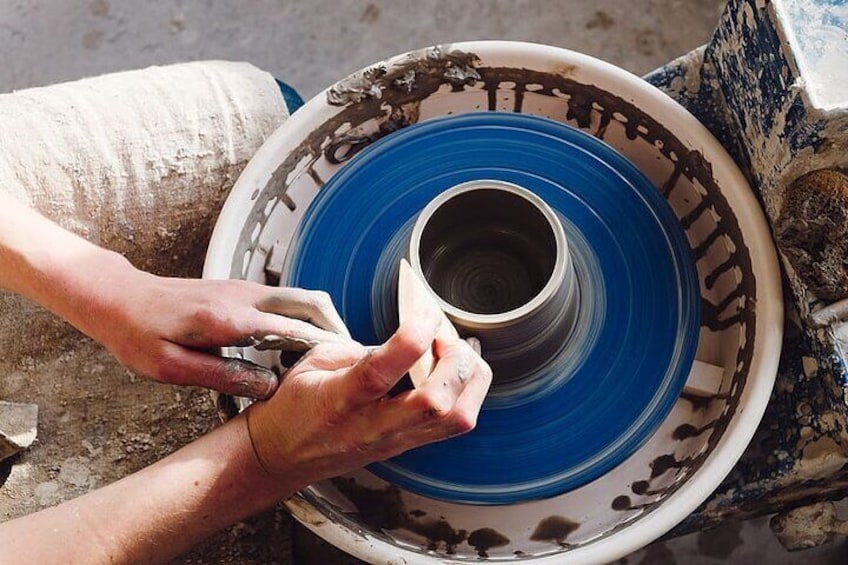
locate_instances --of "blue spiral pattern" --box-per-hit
[285,113,700,504]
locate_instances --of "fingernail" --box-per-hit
[240,367,279,400]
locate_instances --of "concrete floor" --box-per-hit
[1,0,847,563]
[0,0,724,98]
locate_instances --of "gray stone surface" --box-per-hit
[0,0,723,98]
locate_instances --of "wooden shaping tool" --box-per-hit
[398,258,459,388]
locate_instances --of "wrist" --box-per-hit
[42,247,141,341]
[244,402,312,490]
[232,411,304,504]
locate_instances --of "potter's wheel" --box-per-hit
[285,112,700,504]
[204,42,783,563]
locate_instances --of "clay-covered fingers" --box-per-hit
[435,338,492,436]
[392,339,492,430]
[336,309,442,408]
[153,342,279,400]
[255,288,350,338]
[365,336,492,456]
[248,312,349,351]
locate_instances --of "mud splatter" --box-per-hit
[530,515,579,546]
[331,477,468,554]
[680,390,728,411]
[631,480,663,496]
[673,421,716,440]
[468,527,510,558]
[235,44,759,533]
[650,454,686,479]
[331,477,406,530]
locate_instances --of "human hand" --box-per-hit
[83,262,351,400]
[245,310,492,485]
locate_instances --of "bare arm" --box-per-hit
[0,314,492,563]
[0,413,290,563]
[0,192,350,399]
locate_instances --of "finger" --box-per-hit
[256,288,351,338]
[443,354,492,432]
[465,336,481,355]
[359,338,478,440]
[250,313,349,351]
[338,310,441,407]
[155,342,279,400]
[383,356,492,450]
[295,341,367,372]
[327,352,492,464]
[420,337,473,405]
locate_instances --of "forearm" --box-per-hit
[0,414,298,564]
[0,192,137,340]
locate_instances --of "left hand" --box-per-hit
[83,262,351,399]
[0,190,352,400]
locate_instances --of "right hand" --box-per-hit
[245,309,492,484]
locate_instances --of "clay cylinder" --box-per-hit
[409,180,577,383]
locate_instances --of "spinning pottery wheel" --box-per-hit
[204,42,783,563]
[286,112,700,504]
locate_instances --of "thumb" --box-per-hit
[155,342,279,400]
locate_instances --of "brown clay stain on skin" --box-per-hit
[530,515,579,546]
[331,478,468,554]
[468,527,510,558]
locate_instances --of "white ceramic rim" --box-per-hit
[408,179,569,328]
[203,41,783,564]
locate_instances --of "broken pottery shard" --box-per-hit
[0,401,38,462]
[398,258,458,388]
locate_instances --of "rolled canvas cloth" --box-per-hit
[0,61,290,358]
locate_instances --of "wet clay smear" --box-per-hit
[332,477,467,554]
[530,515,580,546]
[468,527,510,558]
[610,495,650,512]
